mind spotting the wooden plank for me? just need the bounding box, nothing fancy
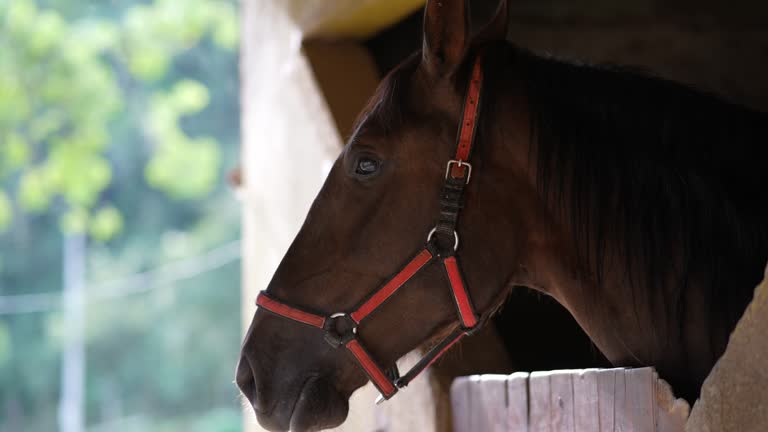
[626,368,654,432]
[613,369,630,432]
[451,368,687,432]
[549,371,575,432]
[573,369,600,432]
[529,371,552,432]
[451,376,473,432]
[597,368,619,431]
[507,372,530,431]
[468,375,510,432]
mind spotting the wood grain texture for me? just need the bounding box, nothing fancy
[573,369,600,432]
[450,375,472,432]
[550,371,576,432]
[471,376,510,432]
[626,368,654,431]
[529,371,553,432]
[452,368,688,432]
[597,368,618,431]
[507,372,530,432]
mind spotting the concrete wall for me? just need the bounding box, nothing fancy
[686,265,768,431]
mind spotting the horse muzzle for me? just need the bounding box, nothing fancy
[236,353,349,432]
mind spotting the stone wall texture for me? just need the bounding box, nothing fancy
[686,265,768,431]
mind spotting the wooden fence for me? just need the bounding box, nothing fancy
[451,368,690,432]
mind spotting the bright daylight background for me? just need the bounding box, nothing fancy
[0,0,243,431]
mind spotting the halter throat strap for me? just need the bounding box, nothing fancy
[255,54,485,402]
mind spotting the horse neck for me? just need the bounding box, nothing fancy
[481,58,726,400]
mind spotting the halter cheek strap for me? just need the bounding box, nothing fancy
[255,54,485,402]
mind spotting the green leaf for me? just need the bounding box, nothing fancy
[2,132,31,171]
[28,110,65,142]
[0,75,31,125]
[60,207,89,234]
[48,147,112,208]
[71,20,119,53]
[145,138,221,199]
[6,0,37,36]
[210,3,239,49]
[18,169,51,212]
[89,206,124,241]
[171,80,210,114]
[0,190,12,232]
[29,10,65,57]
[128,46,170,81]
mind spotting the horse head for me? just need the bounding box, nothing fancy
[235,1,541,430]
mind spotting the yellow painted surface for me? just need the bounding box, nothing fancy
[310,0,425,38]
[281,0,424,39]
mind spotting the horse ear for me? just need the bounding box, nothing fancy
[477,0,509,43]
[422,0,470,76]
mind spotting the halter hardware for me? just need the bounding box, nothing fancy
[445,160,472,183]
[322,313,358,349]
[255,54,485,403]
[427,227,459,252]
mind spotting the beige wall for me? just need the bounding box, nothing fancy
[240,1,340,430]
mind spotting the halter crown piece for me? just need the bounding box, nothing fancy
[255,55,485,403]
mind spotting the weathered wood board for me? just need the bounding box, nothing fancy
[451,368,690,432]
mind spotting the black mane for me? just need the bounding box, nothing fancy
[503,43,768,347]
[357,42,768,358]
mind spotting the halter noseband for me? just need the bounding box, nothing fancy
[255,55,485,403]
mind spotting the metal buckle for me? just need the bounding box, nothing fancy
[427,227,459,252]
[373,366,402,405]
[323,313,358,349]
[445,160,472,183]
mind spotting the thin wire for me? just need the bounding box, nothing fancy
[0,240,242,315]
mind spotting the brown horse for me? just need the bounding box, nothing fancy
[237,0,768,430]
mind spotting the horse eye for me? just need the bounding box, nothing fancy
[355,157,380,176]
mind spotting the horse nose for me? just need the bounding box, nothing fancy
[236,354,257,407]
[237,353,292,431]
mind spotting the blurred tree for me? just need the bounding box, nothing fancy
[0,0,238,239]
[0,0,243,431]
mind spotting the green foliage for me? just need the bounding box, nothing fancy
[0,0,239,240]
[89,206,124,242]
[145,80,221,199]
[0,0,243,431]
[0,190,11,231]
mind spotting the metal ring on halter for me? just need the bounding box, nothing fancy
[323,312,359,349]
[427,227,459,252]
[329,312,358,334]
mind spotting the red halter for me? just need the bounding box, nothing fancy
[256,55,485,402]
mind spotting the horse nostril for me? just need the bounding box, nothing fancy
[235,354,256,403]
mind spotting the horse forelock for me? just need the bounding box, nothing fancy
[348,53,421,143]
